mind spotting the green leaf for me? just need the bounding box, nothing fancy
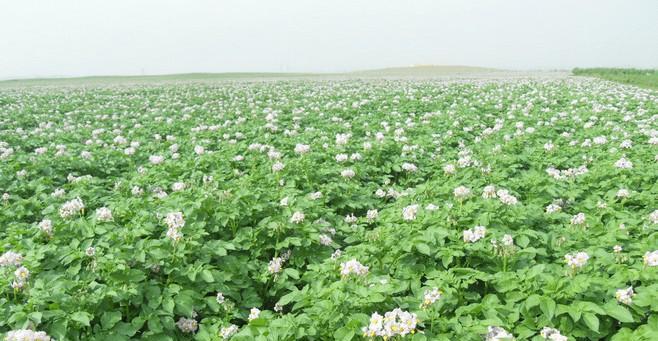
[174,293,194,316]
[50,319,68,340]
[114,322,139,336]
[8,311,27,327]
[279,290,300,306]
[333,327,355,341]
[200,269,214,283]
[147,316,164,333]
[67,262,81,276]
[367,293,385,303]
[28,312,43,325]
[604,302,633,323]
[162,297,175,314]
[540,297,556,320]
[145,286,163,309]
[568,306,582,322]
[284,268,300,280]
[412,333,427,341]
[249,317,268,327]
[101,311,122,330]
[70,311,92,327]
[582,312,599,332]
[416,243,431,256]
[514,325,536,339]
[555,304,570,317]
[525,294,541,309]
[516,235,530,248]
[442,255,453,268]
[578,301,606,315]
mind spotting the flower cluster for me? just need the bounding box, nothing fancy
[420,287,442,308]
[615,286,634,305]
[486,326,515,340]
[12,266,30,290]
[220,324,239,339]
[290,211,305,224]
[248,307,261,321]
[565,251,590,269]
[294,143,310,155]
[614,156,633,169]
[0,251,23,266]
[95,207,113,222]
[491,234,514,257]
[341,168,356,178]
[268,256,284,274]
[570,212,586,226]
[482,185,497,199]
[546,165,588,180]
[38,219,53,235]
[362,308,418,338]
[365,209,379,222]
[453,186,471,200]
[319,234,333,246]
[1,252,30,290]
[649,210,658,224]
[463,226,487,243]
[5,330,52,341]
[643,250,658,266]
[402,204,419,221]
[59,197,85,218]
[164,211,185,242]
[540,327,567,341]
[176,317,198,333]
[496,189,519,206]
[340,259,369,277]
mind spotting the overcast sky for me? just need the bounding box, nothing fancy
[1,0,656,79]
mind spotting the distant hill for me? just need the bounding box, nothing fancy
[350,65,500,77]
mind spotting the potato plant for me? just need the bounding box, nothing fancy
[0,79,657,340]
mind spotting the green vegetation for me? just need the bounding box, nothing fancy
[1,79,657,340]
[573,68,658,90]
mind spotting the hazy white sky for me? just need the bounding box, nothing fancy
[1,0,656,79]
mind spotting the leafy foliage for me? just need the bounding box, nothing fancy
[0,79,657,340]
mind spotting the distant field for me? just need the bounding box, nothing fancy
[0,72,323,88]
[573,68,658,90]
[0,66,521,88]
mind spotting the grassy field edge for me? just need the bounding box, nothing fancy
[573,68,658,90]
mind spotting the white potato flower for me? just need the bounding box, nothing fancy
[486,326,515,341]
[95,207,113,222]
[340,259,369,277]
[0,251,23,267]
[290,211,305,224]
[565,251,589,269]
[220,324,239,339]
[248,307,261,321]
[453,186,471,200]
[644,250,658,266]
[5,330,53,341]
[540,327,566,341]
[402,204,419,221]
[615,286,634,305]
